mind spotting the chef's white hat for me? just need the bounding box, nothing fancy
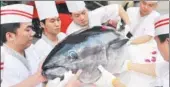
[1,4,33,24]
[155,14,169,36]
[65,1,86,13]
[35,1,59,21]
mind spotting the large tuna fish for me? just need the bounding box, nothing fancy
[42,26,129,83]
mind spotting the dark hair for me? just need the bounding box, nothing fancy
[32,18,43,38]
[41,19,46,24]
[0,23,20,43]
[157,34,169,43]
[56,3,70,14]
[39,19,46,33]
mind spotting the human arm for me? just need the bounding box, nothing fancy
[10,60,47,87]
[11,71,46,87]
[129,35,153,45]
[129,62,156,77]
[123,60,156,77]
[1,58,47,87]
[65,70,82,87]
[118,5,131,25]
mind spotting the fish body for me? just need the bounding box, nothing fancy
[42,26,128,83]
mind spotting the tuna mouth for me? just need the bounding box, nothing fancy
[42,65,69,80]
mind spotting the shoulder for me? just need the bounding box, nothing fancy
[67,22,76,29]
[149,11,160,18]
[66,22,81,35]
[127,7,139,13]
[32,38,53,59]
[33,39,48,52]
[33,39,47,49]
[92,4,119,14]
[156,61,169,77]
[3,54,23,68]
[145,11,160,23]
[127,7,139,12]
[57,32,67,42]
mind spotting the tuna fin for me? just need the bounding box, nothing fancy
[110,39,129,49]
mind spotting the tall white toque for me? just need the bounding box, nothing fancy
[35,1,59,21]
[65,1,86,13]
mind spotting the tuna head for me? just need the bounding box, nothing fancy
[42,26,129,83]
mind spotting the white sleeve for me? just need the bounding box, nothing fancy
[143,22,155,36]
[155,61,169,77]
[92,4,119,23]
[1,49,5,80]
[2,67,24,86]
[144,12,160,37]
[1,55,29,86]
[126,7,132,16]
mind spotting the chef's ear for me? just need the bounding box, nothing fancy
[40,21,45,29]
[6,32,16,41]
[166,38,170,43]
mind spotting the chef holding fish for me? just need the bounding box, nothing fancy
[32,1,85,87]
[0,2,83,87]
[124,14,169,87]
[111,14,169,87]
[65,1,131,38]
[0,4,46,87]
[127,0,160,45]
[125,1,163,87]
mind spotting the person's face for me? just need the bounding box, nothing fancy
[8,22,34,49]
[139,0,157,16]
[155,36,169,61]
[42,16,61,35]
[71,9,89,27]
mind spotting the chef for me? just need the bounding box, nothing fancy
[34,1,67,61]
[65,1,131,38]
[124,14,169,87]
[127,0,160,45]
[1,4,46,87]
[126,1,162,87]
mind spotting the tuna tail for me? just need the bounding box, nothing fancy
[109,39,129,49]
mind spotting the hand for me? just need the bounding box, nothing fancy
[94,65,116,87]
[36,59,47,83]
[65,70,82,87]
[46,78,61,87]
[108,19,118,28]
[46,70,82,87]
[56,71,75,87]
[57,70,82,87]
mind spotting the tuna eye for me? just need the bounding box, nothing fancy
[68,50,78,60]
